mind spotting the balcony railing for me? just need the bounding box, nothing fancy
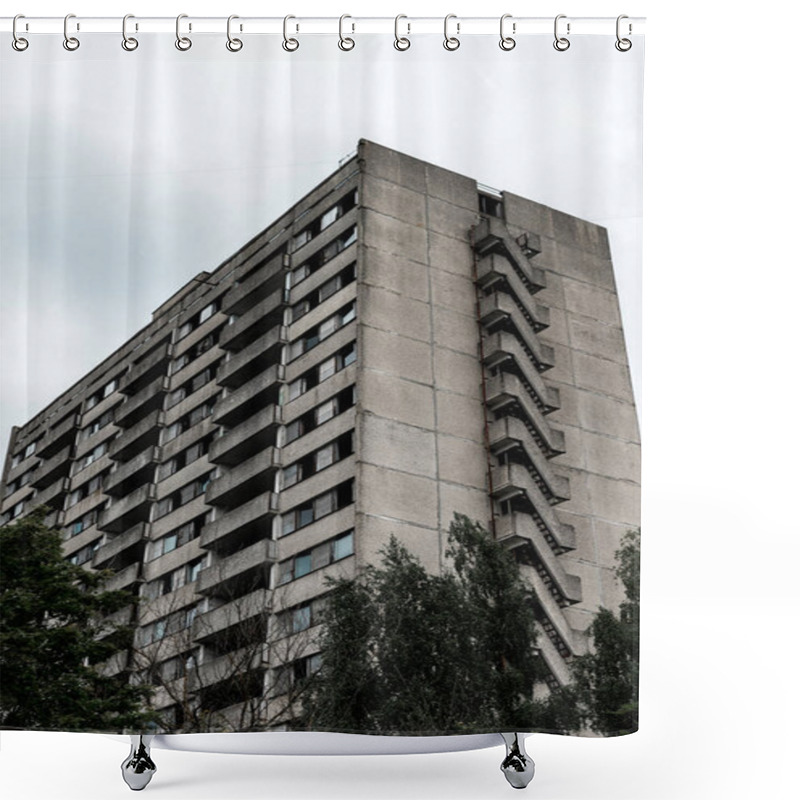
[93,521,149,569]
[494,512,582,606]
[217,327,285,389]
[206,448,281,509]
[115,377,168,427]
[220,287,285,351]
[30,444,72,490]
[209,405,282,467]
[104,445,160,498]
[109,409,164,462]
[37,411,80,459]
[489,416,571,504]
[212,365,283,428]
[193,587,271,643]
[97,483,155,533]
[491,463,576,554]
[34,476,69,513]
[119,341,171,395]
[200,493,277,554]
[224,256,288,317]
[485,372,565,457]
[197,538,277,598]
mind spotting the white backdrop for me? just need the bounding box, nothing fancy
[1,2,799,800]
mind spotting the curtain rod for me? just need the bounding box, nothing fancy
[1,16,646,37]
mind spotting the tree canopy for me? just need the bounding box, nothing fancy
[305,514,549,734]
[0,508,154,731]
[569,528,640,735]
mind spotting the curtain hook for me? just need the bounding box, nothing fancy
[338,14,355,51]
[176,13,192,51]
[226,15,243,52]
[12,14,29,51]
[283,15,299,52]
[615,14,632,51]
[394,14,410,51]
[499,14,516,51]
[122,14,138,51]
[443,14,460,51]
[63,13,80,51]
[553,14,571,51]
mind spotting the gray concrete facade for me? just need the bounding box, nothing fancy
[0,140,640,729]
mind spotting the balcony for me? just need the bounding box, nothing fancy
[93,521,149,570]
[473,216,545,288]
[103,562,143,593]
[34,476,69,513]
[109,409,164,462]
[212,365,283,428]
[483,332,557,408]
[486,372,565,457]
[190,645,267,690]
[480,289,549,334]
[193,588,271,643]
[495,512,581,606]
[30,445,72,490]
[104,446,160,498]
[491,463,576,554]
[120,341,171,395]
[38,411,79,459]
[217,327,285,389]
[115,377,168,427]
[97,483,155,533]
[206,448,281,509]
[210,405,282,467]
[224,256,288,317]
[200,493,277,554]
[219,290,285,353]
[489,416,570,504]
[197,538,277,598]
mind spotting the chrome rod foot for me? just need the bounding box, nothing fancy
[499,732,535,789]
[121,735,157,791]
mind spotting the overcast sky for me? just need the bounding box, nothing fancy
[0,33,643,455]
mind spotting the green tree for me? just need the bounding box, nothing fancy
[570,528,640,735]
[0,508,155,731]
[305,514,548,734]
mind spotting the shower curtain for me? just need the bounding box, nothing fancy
[0,16,643,744]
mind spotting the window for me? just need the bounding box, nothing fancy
[318,357,337,383]
[66,471,108,508]
[278,530,355,585]
[67,538,102,566]
[143,556,208,599]
[166,364,219,410]
[158,436,213,481]
[10,501,25,520]
[153,473,214,520]
[292,263,357,324]
[280,433,352,492]
[280,480,354,537]
[67,508,100,539]
[148,516,209,561]
[282,386,355,447]
[176,300,221,342]
[85,376,120,410]
[282,463,301,488]
[291,226,358,287]
[140,604,203,646]
[74,441,109,473]
[289,190,357,256]
[79,410,114,441]
[172,331,219,375]
[287,302,356,362]
[478,192,504,218]
[162,396,219,443]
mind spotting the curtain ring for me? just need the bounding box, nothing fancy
[443,14,460,51]
[12,15,29,51]
[176,14,192,51]
[615,15,632,51]
[283,15,299,51]
[122,14,138,51]
[63,13,80,51]
[394,15,410,51]
[338,14,355,51]
[226,15,243,52]
[499,14,515,51]
[553,14,570,51]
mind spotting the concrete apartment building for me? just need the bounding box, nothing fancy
[0,140,640,730]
